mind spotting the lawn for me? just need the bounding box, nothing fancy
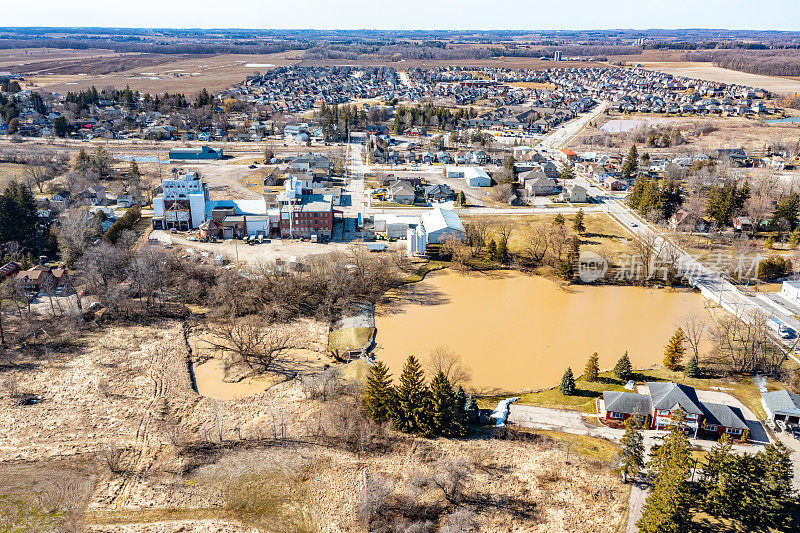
[401,260,447,284]
[0,162,26,188]
[478,372,628,414]
[463,212,635,265]
[327,326,374,354]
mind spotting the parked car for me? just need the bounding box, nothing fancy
[792,425,800,439]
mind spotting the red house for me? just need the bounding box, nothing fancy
[602,382,749,441]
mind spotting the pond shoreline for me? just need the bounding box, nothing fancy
[374,268,712,393]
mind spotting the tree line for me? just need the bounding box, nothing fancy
[364,356,478,438]
[626,422,797,532]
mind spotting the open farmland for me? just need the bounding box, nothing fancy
[30,51,301,94]
[640,61,800,96]
[0,48,121,70]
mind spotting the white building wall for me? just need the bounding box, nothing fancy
[189,192,207,229]
[153,197,165,218]
[781,282,800,305]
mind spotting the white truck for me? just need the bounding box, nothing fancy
[768,317,795,339]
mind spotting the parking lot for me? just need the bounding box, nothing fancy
[149,229,370,265]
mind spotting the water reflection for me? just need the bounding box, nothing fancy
[375,270,711,394]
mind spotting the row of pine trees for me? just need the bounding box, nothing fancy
[613,420,797,532]
[558,327,702,396]
[364,356,478,438]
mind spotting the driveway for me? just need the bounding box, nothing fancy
[774,431,800,492]
[507,404,621,440]
[625,477,649,533]
[694,388,770,445]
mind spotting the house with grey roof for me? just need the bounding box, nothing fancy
[600,381,750,441]
[762,389,800,425]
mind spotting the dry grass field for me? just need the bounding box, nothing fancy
[573,113,800,153]
[640,62,800,96]
[28,51,300,94]
[0,318,629,532]
[0,162,26,188]
[0,48,121,70]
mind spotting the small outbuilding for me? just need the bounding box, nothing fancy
[762,389,800,425]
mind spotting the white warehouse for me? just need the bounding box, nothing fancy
[445,166,492,187]
[422,207,465,244]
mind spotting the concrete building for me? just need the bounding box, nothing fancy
[168,145,223,161]
[780,281,800,306]
[445,166,491,187]
[152,172,209,230]
[373,213,421,239]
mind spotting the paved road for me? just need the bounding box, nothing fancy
[626,479,649,533]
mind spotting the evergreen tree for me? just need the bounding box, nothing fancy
[756,442,795,528]
[559,367,576,396]
[429,371,457,437]
[621,144,639,180]
[700,434,735,517]
[53,116,69,137]
[774,193,800,228]
[614,418,645,482]
[558,162,575,180]
[463,393,479,426]
[497,237,509,264]
[584,352,599,382]
[614,351,633,381]
[453,385,471,436]
[705,181,749,227]
[685,353,700,378]
[486,238,497,261]
[637,425,692,533]
[393,355,430,435]
[663,327,686,371]
[75,148,92,172]
[789,228,800,248]
[128,160,141,180]
[364,361,394,424]
[553,213,565,227]
[0,182,38,249]
[573,208,585,234]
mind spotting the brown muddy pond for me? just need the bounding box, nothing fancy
[375,270,712,394]
[192,359,273,400]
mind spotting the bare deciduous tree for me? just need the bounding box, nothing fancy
[520,220,550,263]
[629,231,662,283]
[206,316,295,372]
[681,312,707,361]
[425,345,472,386]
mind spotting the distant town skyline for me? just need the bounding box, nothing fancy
[5,0,800,31]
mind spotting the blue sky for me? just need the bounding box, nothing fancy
[7,0,800,30]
